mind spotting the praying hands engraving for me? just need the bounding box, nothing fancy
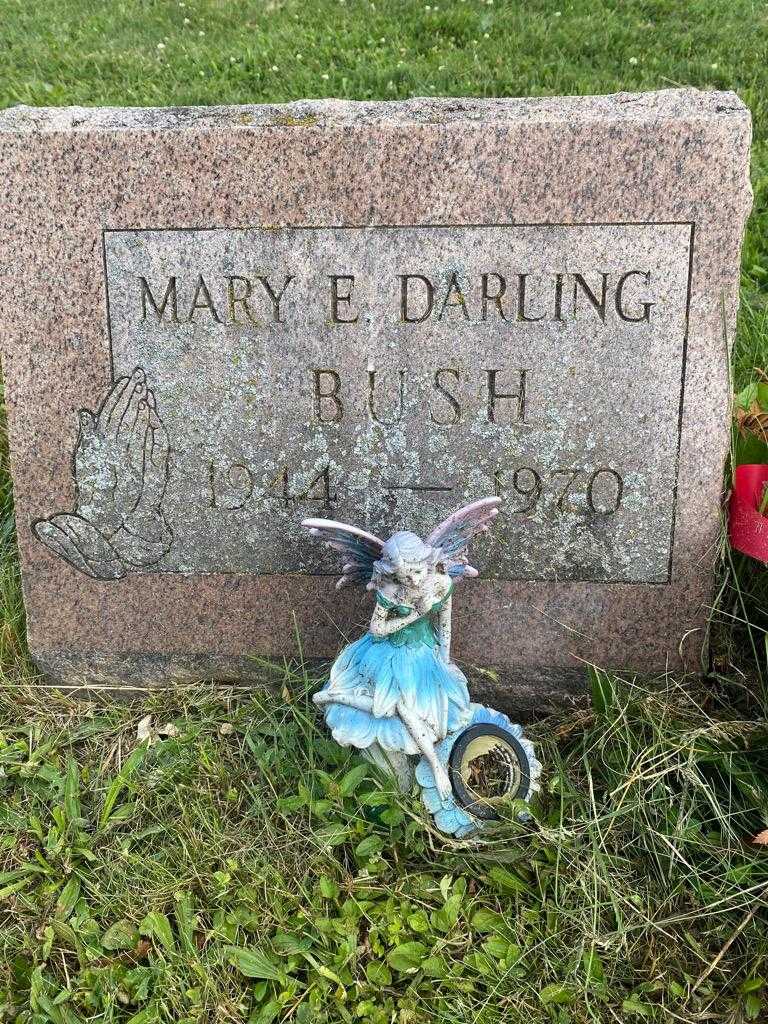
[34,368,173,579]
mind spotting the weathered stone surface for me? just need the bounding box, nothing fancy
[0,91,753,711]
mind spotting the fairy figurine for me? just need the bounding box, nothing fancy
[303,498,541,837]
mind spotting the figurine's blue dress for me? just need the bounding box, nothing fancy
[319,585,472,754]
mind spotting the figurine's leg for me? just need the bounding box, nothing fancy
[396,701,452,800]
[313,691,373,713]
[313,692,414,788]
[363,743,414,792]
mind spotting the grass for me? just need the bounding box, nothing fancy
[0,675,766,1023]
[0,1,767,1021]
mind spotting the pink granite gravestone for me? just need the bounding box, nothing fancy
[0,91,752,710]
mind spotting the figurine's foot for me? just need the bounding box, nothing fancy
[433,763,453,801]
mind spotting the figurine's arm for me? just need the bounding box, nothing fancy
[314,690,373,712]
[437,594,452,662]
[369,602,419,637]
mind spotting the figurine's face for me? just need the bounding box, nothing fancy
[395,560,428,588]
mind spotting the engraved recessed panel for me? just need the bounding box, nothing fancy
[94,224,692,583]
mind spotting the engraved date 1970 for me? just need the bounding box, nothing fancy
[494,465,624,516]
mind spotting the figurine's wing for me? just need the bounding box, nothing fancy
[301,518,385,589]
[425,496,502,579]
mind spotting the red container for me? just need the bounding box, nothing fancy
[729,464,768,563]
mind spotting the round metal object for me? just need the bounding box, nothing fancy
[448,723,532,820]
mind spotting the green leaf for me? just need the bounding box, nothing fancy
[420,956,446,978]
[590,666,617,716]
[361,790,391,808]
[318,877,339,900]
[355,835,384,859]
[276,794,307,813]
[431,892,462,932]
[667,979,685,999]
[734,381,768,413]
[251,1000,281,1024]
[99,745,147,829]
[741,977,766,994]
[273,931,313,955]
[102,919,139,951]
[0,866,43,884]
[734,430,768,466]
[622,996,654,1017]
[310,799,333,817]
[734,381,759,411]
[365,961,393,986]
[539,983,576,1006]
[174,891,197,955]
[140,910,176,953]
[407,910,430,933]
[488,866,528,894]
[315,823,349,848]
[63,758,81,825]
[471,950,496,977]
[338,763,370,796]
[225,945,285,982]
[482,936,516,960]
[315,963,344,987]
[471,908,505,933]
[252,982,269,1003]
[126,1008,160,1024]
[49,920,79,950]
[0,878,32,900]
[745,992,763,1020]
[378,806,404,826]
[107,802,139,824]
[55,877,81,920]
[582,948,605,985]
[387,941,428,973]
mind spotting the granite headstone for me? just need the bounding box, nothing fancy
[0,91,753,710]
